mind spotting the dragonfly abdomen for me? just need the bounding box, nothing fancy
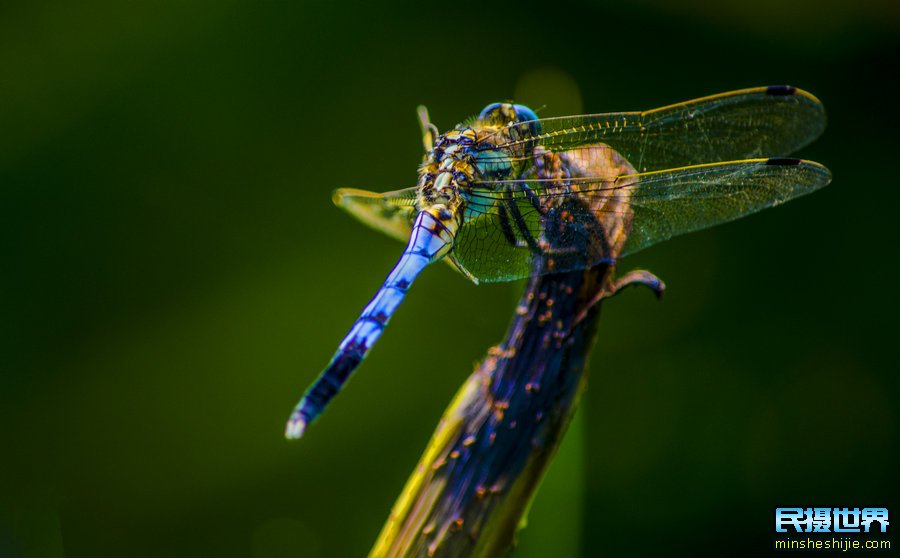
[286,211,455,438]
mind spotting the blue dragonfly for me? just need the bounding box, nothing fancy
[285,86,830,438]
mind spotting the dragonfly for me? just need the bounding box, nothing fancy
[285,85,831,439]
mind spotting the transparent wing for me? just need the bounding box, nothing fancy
[334,187,481,280]
[478,87,826,172]
[451,158,832,283]
[333,187,418,243]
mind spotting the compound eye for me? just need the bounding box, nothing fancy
[477,103,541,136]
[477,103,505,122]
[512,104,538,123]
[512,104,541,136]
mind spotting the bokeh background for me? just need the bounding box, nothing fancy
[2,1,898,556]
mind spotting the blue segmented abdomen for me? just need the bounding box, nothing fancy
[285,211,453,438]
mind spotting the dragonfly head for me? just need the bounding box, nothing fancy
[477,102,542,137]
[473,103,543,175]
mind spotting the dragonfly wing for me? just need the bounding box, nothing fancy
[621,158,831,255]
[334,187,478,280]
[454,158,831,283]
[333,187,418,243]
[482,86,826,172]
[451,181,619,283]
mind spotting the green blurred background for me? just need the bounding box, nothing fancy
[2,1,898,556]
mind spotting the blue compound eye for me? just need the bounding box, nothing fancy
[477,103,541,136]
[477,103,505,122]
[512,104,541,136]
[512,104,538,123]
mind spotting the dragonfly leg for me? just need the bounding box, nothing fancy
[522,184,546,215]
[497,200,543,250]
[496,203,519,247]
[504,197,543,254]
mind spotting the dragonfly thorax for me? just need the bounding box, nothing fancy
[416,128,482,215]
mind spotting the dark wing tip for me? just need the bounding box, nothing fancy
[766,85,798,96]
[766,157,803,166]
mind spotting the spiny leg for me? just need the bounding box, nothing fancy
[504,196,543,254]
[496,203,519,248]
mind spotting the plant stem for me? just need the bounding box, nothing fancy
[370,263,616,557]
[369,148,663,558]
